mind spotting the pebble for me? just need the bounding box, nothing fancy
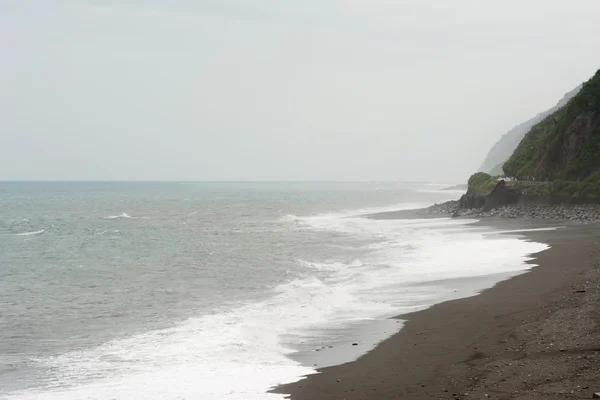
[419,201,600,222]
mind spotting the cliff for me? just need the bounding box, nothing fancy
[478,85,581,174]
[458,68,600,211]
[459,174,521,211]
[504,69,600,181]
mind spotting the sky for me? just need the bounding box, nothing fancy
[2,0,600,182]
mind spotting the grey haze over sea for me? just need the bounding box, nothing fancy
[0,182,547,400]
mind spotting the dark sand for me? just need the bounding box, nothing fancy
[274,219,600,399]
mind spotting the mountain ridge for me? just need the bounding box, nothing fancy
[504,69,600,181]
[478,85,582,174]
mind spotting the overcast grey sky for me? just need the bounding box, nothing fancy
[2,0,600,181]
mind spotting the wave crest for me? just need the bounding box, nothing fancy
[15,229,45,236]
[104,213,137,220]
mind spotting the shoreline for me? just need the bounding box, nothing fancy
[379,199,600,222]
[273,218,600,399]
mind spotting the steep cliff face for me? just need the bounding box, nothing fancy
[459,180,521,210]
[478,85,581,174]
[504,69,600,181]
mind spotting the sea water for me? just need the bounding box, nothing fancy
[0,182,548,399]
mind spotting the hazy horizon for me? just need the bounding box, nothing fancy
[2,1,600,182]
[0,179,463,184]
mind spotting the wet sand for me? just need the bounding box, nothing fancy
[274,219,600,399]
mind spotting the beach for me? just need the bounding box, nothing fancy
[275,219,600,399]
[4,183,599,399]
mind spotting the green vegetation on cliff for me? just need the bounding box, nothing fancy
[467,172,497,194]
[503,69,600,181]
[467,172,600,202]
[514,173,600,200]
[478,85,581,174]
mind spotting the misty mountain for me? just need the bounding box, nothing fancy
[504,68,600,181]
[479,84,582,174]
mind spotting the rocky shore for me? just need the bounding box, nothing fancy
[415,200,460,218]
[420,201,600,222]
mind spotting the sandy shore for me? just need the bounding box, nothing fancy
[274,219,600,399]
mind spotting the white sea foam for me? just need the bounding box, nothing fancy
[284,209,548,312]
[8,277,359,400]
[8,205,549,400]
[490,227,562,234]
[104,213,137,220]
[279,202,428,225]
[10,267,398,400]
[15,229,45,236]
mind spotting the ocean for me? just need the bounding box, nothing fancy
[0,182,547,400]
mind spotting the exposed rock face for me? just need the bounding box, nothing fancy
[458,180,519,211]
[483,180,521,211]
[458,192,486,209]
[421,179,600,221]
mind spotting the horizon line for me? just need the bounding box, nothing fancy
[0,179,463,184]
